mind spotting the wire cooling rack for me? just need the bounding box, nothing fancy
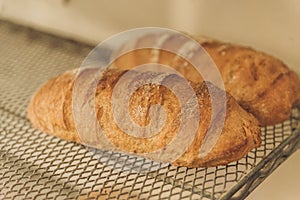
[1,20,300,200]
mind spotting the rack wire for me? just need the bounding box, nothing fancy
[0,20,300,200]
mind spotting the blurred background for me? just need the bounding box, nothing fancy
[0,0,299,199]
[0,0,300,74]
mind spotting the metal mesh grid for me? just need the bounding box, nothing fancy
[0,20,300,200]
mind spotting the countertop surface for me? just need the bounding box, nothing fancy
[247,150,300,200]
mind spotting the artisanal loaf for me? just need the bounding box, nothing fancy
[112,34,300,125]
[28,68,261,167]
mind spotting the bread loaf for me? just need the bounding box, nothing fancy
[112,34,300,125]
[28,68,261,167]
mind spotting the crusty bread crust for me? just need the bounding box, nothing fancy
[201,41,300,125]
[112,36,300,125]
[28,68,261,167]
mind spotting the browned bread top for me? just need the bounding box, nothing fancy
[28,68,261,167]
[201,41,300,125]
[112,35,300,125]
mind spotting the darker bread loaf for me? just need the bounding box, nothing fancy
[112,34,300,125]
[200,40,300,126]
[28,68,261,167]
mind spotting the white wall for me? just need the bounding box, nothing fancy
[0,0,299,74]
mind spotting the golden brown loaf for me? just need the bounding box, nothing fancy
[28,68,261,167]
[113,35,300,125]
